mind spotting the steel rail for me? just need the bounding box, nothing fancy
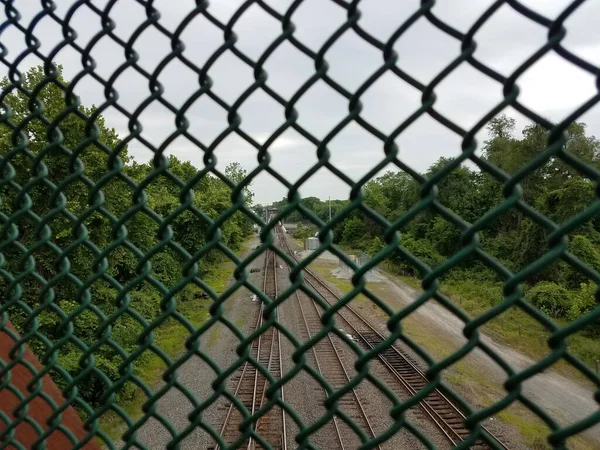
[218,249,287,450]
[276,227,509,450]
[276,232,380,450]
[216,297,264,449]
[249,249,288,450]
[275,232,346,448]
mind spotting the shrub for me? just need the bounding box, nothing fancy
[394,235,444,276]
[569,282,599,337]
[445,261,500,283]
[444,279,503,308]
[427,216,462,255]
[341,216,369,246]
[568,235,600,286]
[482,230,523,273]
[129,286,162,320]
[570,282,598,319]
[526,282,573,319]
[368,237,385,256]
[293,223,315,241]
[55,344,136,406]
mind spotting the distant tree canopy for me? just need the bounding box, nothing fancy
[0,65,254,405]
[262,115,600,332]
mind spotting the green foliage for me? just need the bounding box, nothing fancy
[341,216,369,246]
[396,235,444,276]
[571,282,598,319]
[543,178,595,224]
[570,283,599,337]
[570,235,600,273]
[368,237,385,256]
[481,230,524,272]
[0,66,253,408]
[226,161,255,206]
[363,180,389,217]
[444,278,504,308]
[445,261,500,284]
[292,223,314,240]
[426,217,462,256]
[526,282,573,318]
[267,196,348,228]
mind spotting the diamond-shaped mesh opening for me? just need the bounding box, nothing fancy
[2,1,600,449]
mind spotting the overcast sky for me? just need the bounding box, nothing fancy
[2,0,600,204]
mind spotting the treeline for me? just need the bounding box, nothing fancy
[264,116,600,333]
[0,66,254,405]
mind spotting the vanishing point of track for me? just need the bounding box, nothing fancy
[275,230,380,450]
[275,225,509,450]
[218,225,509,449]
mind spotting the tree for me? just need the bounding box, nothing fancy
[364,180,389,217]
[487,114,516,139]
[225,161,254,205]
[0,65,256,407]
[341,216,370,246]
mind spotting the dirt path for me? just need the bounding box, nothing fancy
[319,256,600,447]
[380,272,599,439]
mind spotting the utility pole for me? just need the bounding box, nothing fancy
[328,196,331,222]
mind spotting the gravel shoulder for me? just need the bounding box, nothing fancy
[305,250,599,448]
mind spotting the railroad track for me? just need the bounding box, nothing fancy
[276,231,380,449]
[217,249,287,450]
[275,226,508,450]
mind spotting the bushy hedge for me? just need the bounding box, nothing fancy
[526,282,573,319]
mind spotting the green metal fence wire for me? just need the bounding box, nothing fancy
[0,0,599,449]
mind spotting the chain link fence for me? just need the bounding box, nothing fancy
[1,0,600,449]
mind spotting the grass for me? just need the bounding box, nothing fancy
[98,243,247,442]
[99,299,211,442]
[393,273,599,381]
[402,315,596,449]
[396,275,599,449]
[495,405,596,450]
